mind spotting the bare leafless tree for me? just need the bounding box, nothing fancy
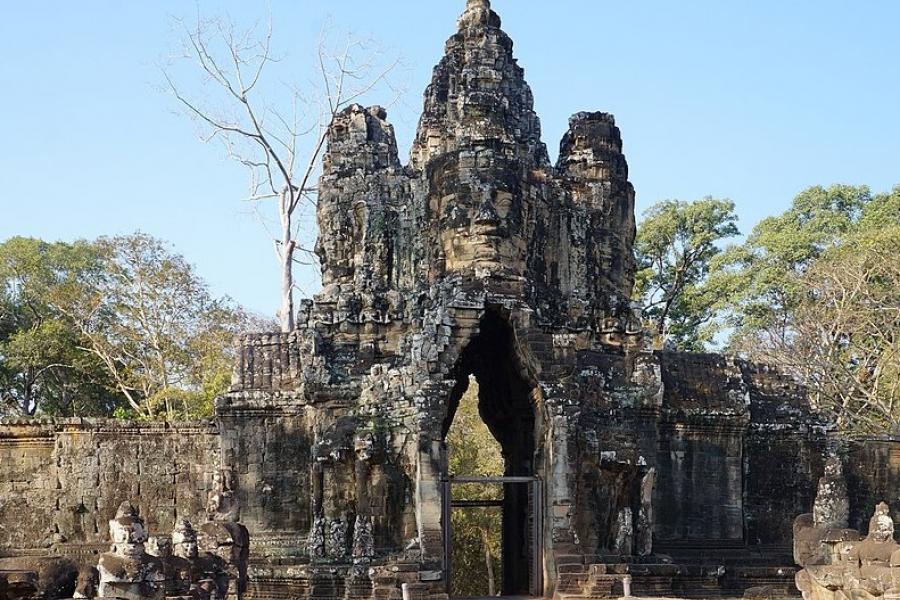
[743,228,900,434]
[164,13,401,331]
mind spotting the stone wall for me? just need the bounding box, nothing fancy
[743,362,827,548]
[0,419,219,557]
[2,3,899,599]
[654,353,748,544]
[844,438,900,530]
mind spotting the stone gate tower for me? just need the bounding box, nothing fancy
[215,1,893,598]
[222,1,645,595]
[3,2,900,597]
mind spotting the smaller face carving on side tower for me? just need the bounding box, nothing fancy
[428,155,528,279]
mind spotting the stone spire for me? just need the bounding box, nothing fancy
[313,0,638,325]
[410,0,549,169]
[459,0,495,29]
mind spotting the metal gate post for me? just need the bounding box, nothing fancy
[532,478,543,597]
[441,479,452,593]
[444,476,543,597]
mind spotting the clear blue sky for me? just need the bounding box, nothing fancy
[2,1,899,318]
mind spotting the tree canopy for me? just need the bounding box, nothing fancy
[634,183,900,433]
[0,234,267,419]
[710,185,877,348]
[633,197,739,351]
[0,237,118,416]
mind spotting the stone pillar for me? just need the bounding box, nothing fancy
[416,438,445,564]
[813,455,849,530]
[636,468,657,557]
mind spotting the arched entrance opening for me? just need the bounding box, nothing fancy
[442,309,541,597]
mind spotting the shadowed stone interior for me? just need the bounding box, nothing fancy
[443,309,537,595]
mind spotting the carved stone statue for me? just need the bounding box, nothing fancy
[352,431,377,564]
[844,503,896,598]
[198,521,245,600]
[203,470,250,599]
[97,502,165,600]
[814,456,850,530]
[72,565,99,599]
[206,468,239,523]
[636,467,657,557]
[613,507,634,556]
[166,518,202,597]
[795,502,900,600]
[308,417,358,562]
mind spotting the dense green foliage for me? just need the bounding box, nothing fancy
[711,185,900,433]
[635,184,900,433]
[711,185,884,347]
[0,234,267,419]
[0,238,121,416]
[446,378,504,597]
[633,197,740,350]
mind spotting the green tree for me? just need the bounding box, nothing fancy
[446,377,504,597]
[712,185,871,350]
[0,237,120,416]
[1,234,265,419]
[746,226,900,433]
[54,233,262,420]
[634,197,739,351]
[857,185,900,232]
[708,183,900,433]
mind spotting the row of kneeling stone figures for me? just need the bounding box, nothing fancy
[82,501,249,600]
[794,459,900,600]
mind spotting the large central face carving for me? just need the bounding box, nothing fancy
[428,154,529,278]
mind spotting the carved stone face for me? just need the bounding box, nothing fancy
[429,157,527,278]
[354,432,375,463]
[870,503,894,543]
[146,535,172,560]
[109,503,147,551]
[172,519,199,560]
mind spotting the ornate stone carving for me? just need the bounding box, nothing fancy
[613,507,634,556]
[97,502,165,600]
[636,467,657,557]
[814,455,850,530]
[203,470,250,599]
[795,502,900,600]
[72,566,99,599]
[4,2,894,600]
[207,468,240,523]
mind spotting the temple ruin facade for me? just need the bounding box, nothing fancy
[2,1,900,599]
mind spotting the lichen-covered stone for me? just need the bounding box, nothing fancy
[97,502,165,600]
[794,502,900,600]
[2,2,900,600]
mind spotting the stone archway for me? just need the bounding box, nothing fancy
[441,308,542,596]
